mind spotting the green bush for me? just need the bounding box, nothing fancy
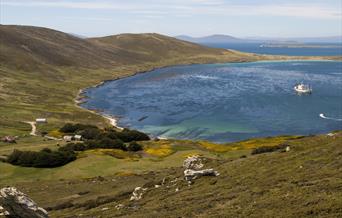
[7,149,76,168]
[127,141,143,151]
[79,128,102,139]
[86,138,126,150]
[60,123,98,133]
[58,123,149,153]
[115,129,150,142]
[58,143,86,152]
[251,144,288,155]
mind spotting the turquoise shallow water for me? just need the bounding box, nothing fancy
[82,61,342,142]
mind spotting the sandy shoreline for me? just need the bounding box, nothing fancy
[101,114,124,130]
[74,88,124,130]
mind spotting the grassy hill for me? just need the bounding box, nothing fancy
[0,25,265,136]
[0,132,341,217]
[88,33,226,63]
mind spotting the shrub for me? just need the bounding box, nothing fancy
[60,123,98,133]
[7,149,76,168]
[58,143,86,152]
[127,141,143,151]
[85,138,125,150]
[115,129,150,142]
[102,131,119,140]
[60,123,78,133]
[251,144,288,155]
[79,128,102,140]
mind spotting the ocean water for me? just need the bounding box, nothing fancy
[202,43,342,56]
[82,61,342,142]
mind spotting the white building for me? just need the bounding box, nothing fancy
[63,136,73,142]
[35,118,47,123]
[74,135,82,141]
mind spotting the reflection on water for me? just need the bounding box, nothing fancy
[83,61,342,142]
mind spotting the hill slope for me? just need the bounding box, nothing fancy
[0,25,226,71]
[88,33,225,63]
[0,25,243,135]
[1,132,340,217]
[0,25,118,70]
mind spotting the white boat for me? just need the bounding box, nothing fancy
[294,82,312,94]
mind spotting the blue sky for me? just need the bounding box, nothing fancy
[1,0,341,37]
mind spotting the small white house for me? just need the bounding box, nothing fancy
[74,135,82,141]
[63,136,73,142]
[35,118,47,123]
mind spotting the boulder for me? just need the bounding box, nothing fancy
[0,187,48,218]
[183,155,204,170]
[130,187,147,201]
[183,156,219,183]
[184,169,220,181]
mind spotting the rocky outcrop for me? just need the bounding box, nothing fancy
[0,187,48,218]
[183,156,219,183]
[130,187,147,201]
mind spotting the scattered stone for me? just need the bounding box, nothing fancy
[101,207,109,211]
[0,205,9,216]
[175,187,179,192]
[154,185,161,188]
[183,155,204,170]
[115,204,124,210]
[285,146,291,152]
[0,187,48,218]
[130,187,147,201]
[184,169,220,182]
[183,156,219,183]
[1,136,17,143]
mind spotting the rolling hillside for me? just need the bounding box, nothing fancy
[88,33,225,63]
[0,25,226,71]
[1,132,341,217]
[0,25,251,135]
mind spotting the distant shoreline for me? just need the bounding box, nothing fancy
[260,44,342,49]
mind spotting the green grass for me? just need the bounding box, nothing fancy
[0,134,308,185]
[0,132,340,217]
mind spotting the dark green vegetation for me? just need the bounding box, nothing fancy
[5,123,148,167]
[59,123,148,150]
[251,143,289,155]
[6,148,76,168]
[0,132,340,217]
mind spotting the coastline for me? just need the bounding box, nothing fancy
[74,56,341,131]
[74,88,124,130]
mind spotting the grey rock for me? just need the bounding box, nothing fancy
[183,156,219,182]
[0,187,48,218]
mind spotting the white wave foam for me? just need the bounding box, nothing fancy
[193,75,219,80]
[319,113,342,121]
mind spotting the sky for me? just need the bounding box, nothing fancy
[0,0,341,37]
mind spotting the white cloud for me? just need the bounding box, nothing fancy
[2,0,341,20]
